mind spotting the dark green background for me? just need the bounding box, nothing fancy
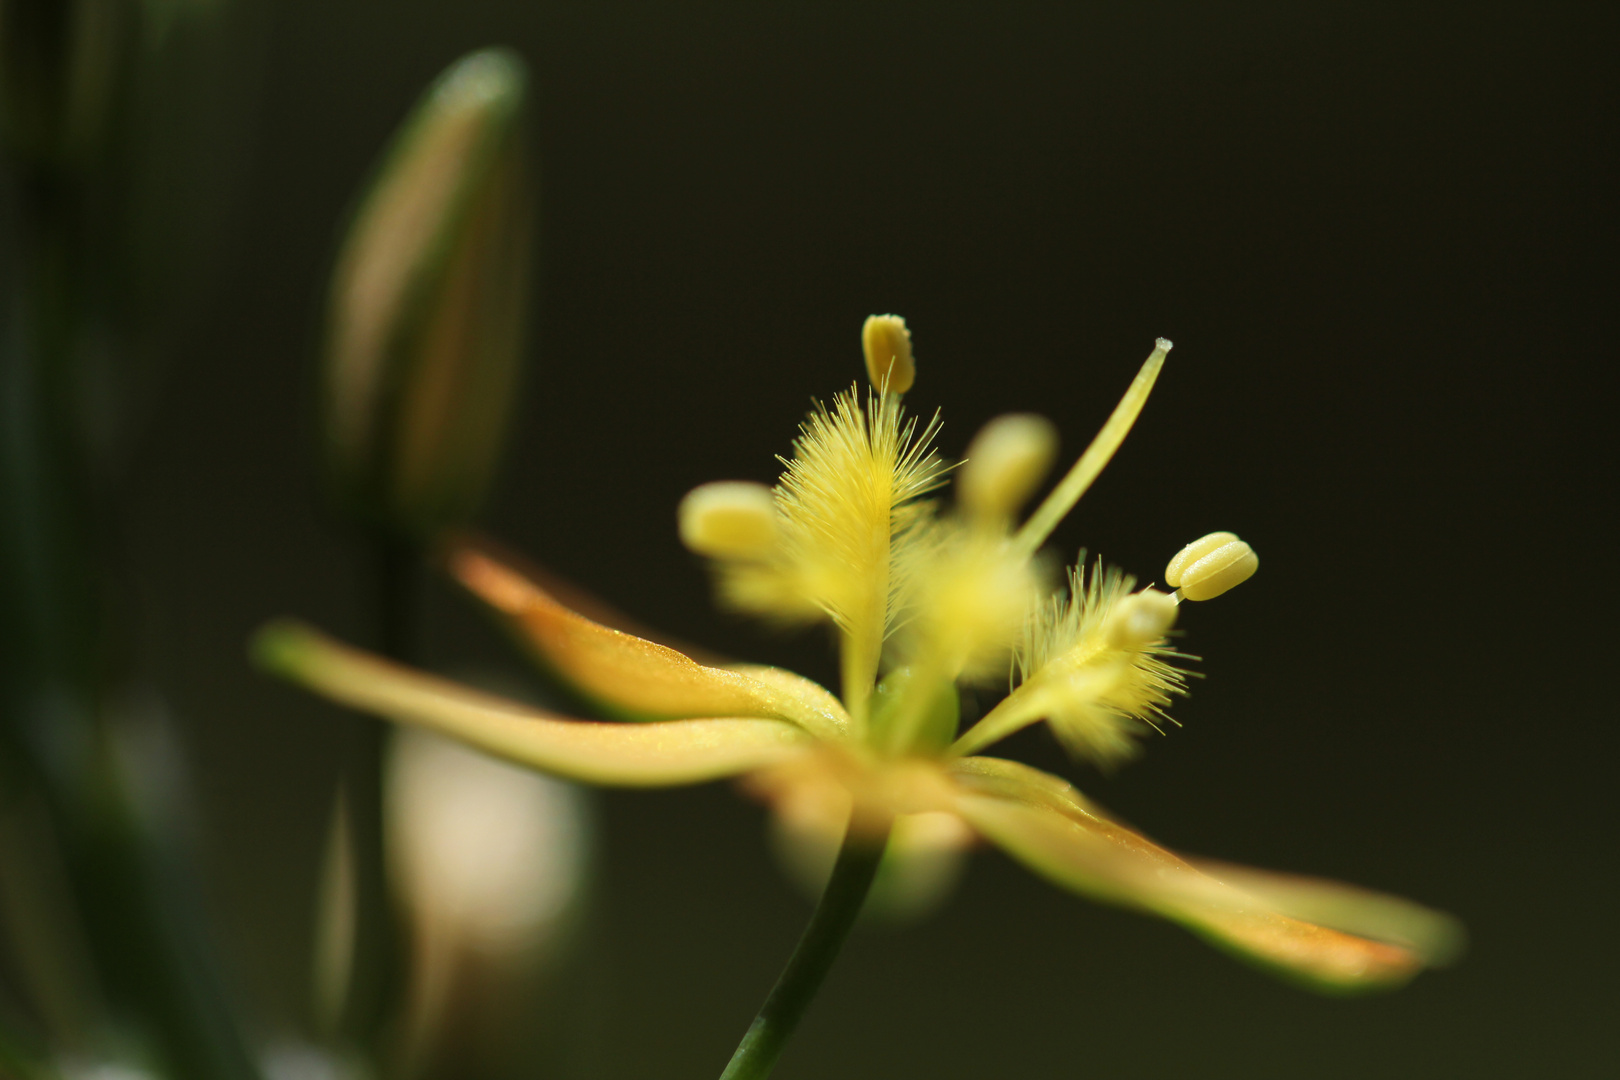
[120,3,1610,1077]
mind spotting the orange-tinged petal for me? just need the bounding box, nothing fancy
[1177,858,1465,969]
[449,543,849,740]
[255,621,812,786]
[950,759,1458,992]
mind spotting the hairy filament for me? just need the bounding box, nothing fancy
[948,562,1189,762]
[709,387,946,727]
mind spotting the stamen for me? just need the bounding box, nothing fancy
[1165,532,1258,601]
[699,380,946,731]
[862,314,916,393]
[1011,339,1170,558]
[947,565,1189,762]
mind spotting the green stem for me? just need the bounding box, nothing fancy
[0,1025,61,1080]
[719,819,892,1080]
[369,531,422,665]
[334,531,419,1057]
[2,162,260,1080]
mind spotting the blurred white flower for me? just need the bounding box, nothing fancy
[385,724,591,1075]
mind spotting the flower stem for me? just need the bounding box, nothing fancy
[719,819,892,1080]
[1,163,260,1080]
[335,531,420,1054]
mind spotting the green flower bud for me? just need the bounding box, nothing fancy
[321,48,532,539]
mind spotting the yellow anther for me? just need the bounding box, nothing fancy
[1107,589,1179,649]
[958,413,1058,522]
[678,481,780,559]
[862,314,916,393]
[1165,532,1258,601]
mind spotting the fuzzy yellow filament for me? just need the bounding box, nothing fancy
[795,391,940,729]
[948,567,1186,762]
[689,387,944,733]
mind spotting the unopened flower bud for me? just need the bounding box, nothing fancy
[321,48,532,539]
[1108,589,1179,648]
[959,413,1058,522]
[1165,532,1258,601]
[678,481,779,558]
[862,314,915,393]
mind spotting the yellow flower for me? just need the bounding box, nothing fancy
[257,320,1460,993]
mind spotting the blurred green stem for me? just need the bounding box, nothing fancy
[718,819,892,1080]
[369,532,422,665]
[1,163,258,1079]
[0,1025,61,1080]
[334,531,419,1060]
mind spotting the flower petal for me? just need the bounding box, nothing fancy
[1175,858,1465,969]
[949,755,1110,818]
[950,757,1459,992]
[449,542,849,740]
[255,621,812,786]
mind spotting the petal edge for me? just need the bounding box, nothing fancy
[256,621,812,786]
[951,777,1456,992]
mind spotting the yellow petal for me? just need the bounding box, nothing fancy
[949,755,1108,818]
[449,543,849,740]
[950,758,1457,992]
[731,664,851,733]
[255,622,813,786]
[1177,858,1465,969]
